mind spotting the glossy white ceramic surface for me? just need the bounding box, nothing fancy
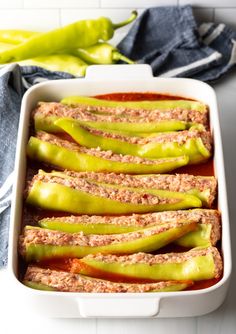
[7,65,231,318]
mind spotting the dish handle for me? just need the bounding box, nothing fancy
[78,297,160,318]
[85,64,153,80]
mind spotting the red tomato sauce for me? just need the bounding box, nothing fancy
[96,92,195,101]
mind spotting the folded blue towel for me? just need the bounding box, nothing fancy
[118,5,236,81]
[0,5,236,267]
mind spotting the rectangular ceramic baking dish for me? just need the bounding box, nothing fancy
[8,64,231,318]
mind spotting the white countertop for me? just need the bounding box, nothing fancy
[1,69,236,334]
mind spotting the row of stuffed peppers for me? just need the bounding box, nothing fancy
[28,97,212,174]
[20,94,220,293]
[20,209,222,292]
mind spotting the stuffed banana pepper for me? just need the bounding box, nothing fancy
[27,132,189,174]
[71,246,223,281]
[54,120,212,164]
[33,100,208,133]
[38,209,221,248]
[24,170,218,214]
[24,266,193,293]
[19,221,197,262]
[49,170,216,207]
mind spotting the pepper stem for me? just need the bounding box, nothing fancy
[112,10,138,30]
[112,51,135,64]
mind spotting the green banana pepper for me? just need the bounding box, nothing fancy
[55,119,211,163]
[61,95,207,113]
[34,111,189,134]
[72,42,134,64]
[0,41,15,52]
[23,280,55,291]
[23,279,192,293]
[26,171,202,214]
[43,170,216,208]
[27,134,189,174]
[18,54,88,76]
[38,212,217,248]
[175,224,212,247]
[23,267,193,292]
[0,29,38,44]
[0,31,134,65]
[38,218,212,248]
[38,216,140,234]
[73,247,222,281]
[0,11,137,63]
[20,221,196,262]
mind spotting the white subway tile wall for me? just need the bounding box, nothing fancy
[0,9,60,31]
[179,0,236,7]
[23,0,100,9]
[215,9,236,29]
[0,0,23,8]
[100,0,178,8]
[0,1,234,38]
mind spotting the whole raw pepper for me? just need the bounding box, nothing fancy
[0,42,15,52]
[19,221,197,262]
[55,119,211,163]
[0,29,38,44]
[0,39,88,76]
[18,54,88,76]
[0,30,134,66]
[27,133,189,174]
[23,266,193,293]
[26,170,202,214]
[0,11,137,63]
[71,246,222,281]
[72,42,134,64]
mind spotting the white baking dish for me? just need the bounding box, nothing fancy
[8,64,231,318]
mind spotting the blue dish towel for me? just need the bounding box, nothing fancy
[118,5,236,81]
[0,5,236,267]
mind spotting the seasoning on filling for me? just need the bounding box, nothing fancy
[24,266,193,293]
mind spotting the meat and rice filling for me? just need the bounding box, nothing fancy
[27,172,183,206]
[33,102,208,126]
[24,266,191,293]
[36,131,185,166]
[58,171,217,207]
[81,126,212,152]
[19,220,193,255]
[80,246,223,278]
[41,209,221,245]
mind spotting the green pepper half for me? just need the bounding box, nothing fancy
[33,108,189,134]
[23,266,193,292]
[26,171,202,214]
[73,247,222,281]
[27,133,189,174]
[38,209,220,247]
[19,221,196,262]
[55,119,211,164]
[61,96,207,113]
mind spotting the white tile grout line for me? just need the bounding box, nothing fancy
[59,8,62,27]
[213,8,216,22]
